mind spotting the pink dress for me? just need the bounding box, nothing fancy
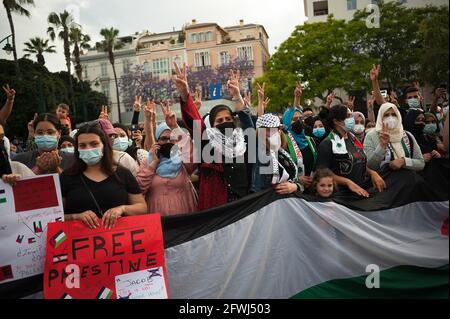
[136,130,198,217]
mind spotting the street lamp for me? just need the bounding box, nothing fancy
[0,35,13,55]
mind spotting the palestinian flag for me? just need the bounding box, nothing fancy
[96,287,113,299]
[52,254,68,265]
[1,160,449,299]
[162,160,449,299]
[49,230,66,249]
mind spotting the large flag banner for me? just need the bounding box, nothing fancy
[0,175,64,285]
[44,214,168,299]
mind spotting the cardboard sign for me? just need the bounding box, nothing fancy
[44,214,168,299]
[0,175,64,284]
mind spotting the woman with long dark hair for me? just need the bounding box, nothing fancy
[60,122,147,229]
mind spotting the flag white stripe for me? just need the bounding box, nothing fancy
[165,200,449,299]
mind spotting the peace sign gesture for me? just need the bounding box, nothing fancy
[227,69,241,98]
[347,96,356,111]
[379,122,390,148]
[326,92,336,108]
[370,64,381,81]
[143,98,156,123]
[161,100,177,129]
[2,84,16,100]
[172,62,189,102]
[262,97,271,111]
[133,96,143,112]
[99,105,109,120]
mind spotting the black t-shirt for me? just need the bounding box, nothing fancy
[60,166,141,217]
[317,134,369,188]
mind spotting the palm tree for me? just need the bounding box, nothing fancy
[3,0,35,78]
[97,27,124,123]
[23,37,56,66]
[47,10,76,111]
[70,27,91,81]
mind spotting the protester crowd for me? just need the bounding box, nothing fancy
[0,62,448,228]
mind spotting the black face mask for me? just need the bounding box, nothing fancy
[215,121,236,135]
[158,143,177,159]
[291,120,304,134]
[412,123,425,134]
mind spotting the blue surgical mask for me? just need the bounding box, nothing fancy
[313,127,326,138]
[113,137,131,152]
[407,98,420,109]
[60,147,75,154]
[344,118,355,132]
[423,124,437,135]
[35,135,58,151]
[79,148,103,166]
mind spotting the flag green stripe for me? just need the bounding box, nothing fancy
[292,265,449,299]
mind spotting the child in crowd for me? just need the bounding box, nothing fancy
[312,168,337,199]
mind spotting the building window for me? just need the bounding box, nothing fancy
[173,56,183,70]
[191,33,198,43]
[219,51,230,66]
[101,83,110,99]
[143,61,151,74]
[347,0,357,10]
[237,46,253,61]
[123,59,130,74]
[152,58,170,75]
[313,1,329,16]
[101,62,108,77]
[195,51,211,67]
[206,31,213,41]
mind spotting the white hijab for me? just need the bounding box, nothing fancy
[375,103,405,159]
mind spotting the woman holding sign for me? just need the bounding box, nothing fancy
[60,122,147,229]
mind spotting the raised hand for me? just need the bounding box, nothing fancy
[379,122,390,148]
[326,92,336,107]
[28,113,38,137]
[346,96,356,111]
[99,105,109,120]
[370,64,381,81]
[243,91,252,107]
[367,95,375,110]
[262,97,271,111]
[161,100,177,129]
[2,84,16,100]
[194,91,202,110]
[143,99,156,123]
[227,69,241,98]
[294,81,302,98]
[133,96,143,112]
[172,62,189,101]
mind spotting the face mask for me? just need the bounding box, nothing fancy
[436,113,442,121]
[353,124,365,134]
[79,148,103,166]
[215,121,235,136]
[113,137,130,152]
[60,147,75,154]
[407,98,420,109]
[344,118,355,132]
[423,124,437,135]
[443,107,449,117]
[35,135,58,151]
[268,134,281,151]
[291,120,304,134]
[158,143,178,159]
[383,116,398,130]
[313,127,326,138]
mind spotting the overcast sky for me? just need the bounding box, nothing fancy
[0,0,307,72]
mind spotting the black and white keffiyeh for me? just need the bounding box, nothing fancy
[206,127,247,159]
[256,113,281,129]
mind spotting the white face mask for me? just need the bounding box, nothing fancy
[353,124,365,134]
[268,134,281,151]
[443,106,449,117]
[383,115,398,130]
